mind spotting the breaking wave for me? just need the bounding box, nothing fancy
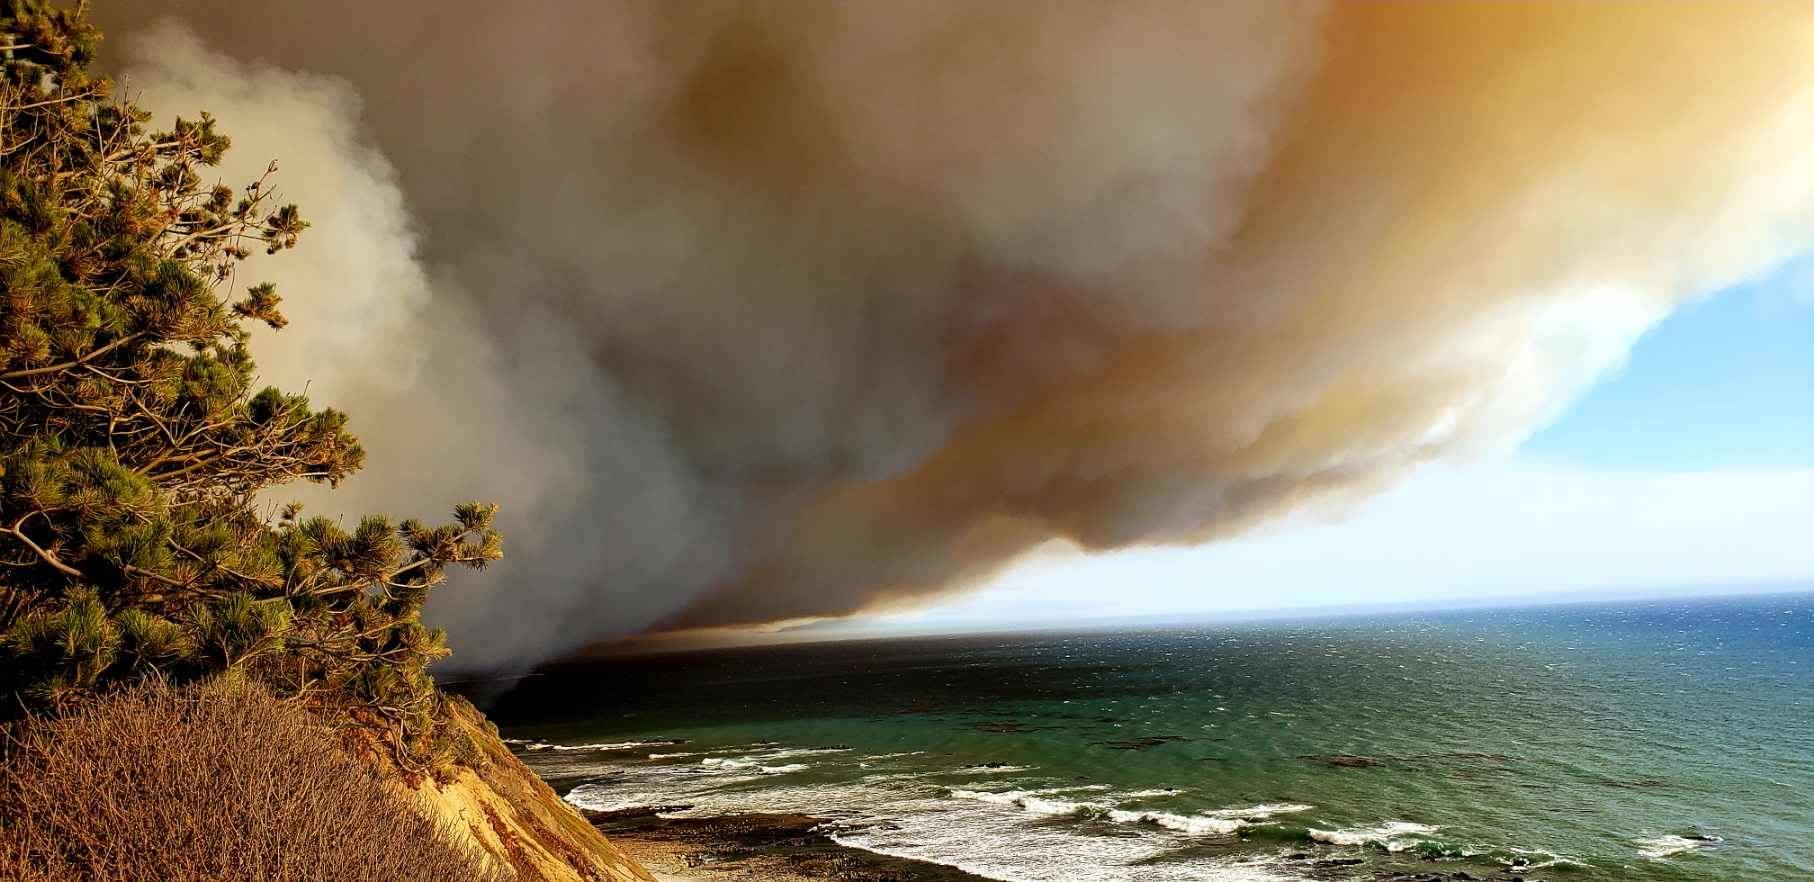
[701,756,811,774]
[1636,834,1722,859]
[549,739,687,752]
[1308,821,1440,852]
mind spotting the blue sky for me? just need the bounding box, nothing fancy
[847,264,1814,634]
[1522,260,1814,470]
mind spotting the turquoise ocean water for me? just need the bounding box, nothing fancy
[479,594,1813,881]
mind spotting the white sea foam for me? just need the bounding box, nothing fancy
[761,747,854,760]
[955,764,1037,775]
[549,739,685,752]
[1503,845,1588,870]
[1636,834,1721,859]
[948,788,1103,816]
[1309,821,1439,851]
[700,756,810,774]
[563,793,659,813]
[1512,855,1589,871]
[1123,788,1185,799]
[1104,801,1312,835]
[860,770,945,783]
[1203,803,1313,820]
[701,756,757,769]
[559,753,1313,882]
[829,828,1305,882]
[947,789,1300,838]
[1107,809,1246,835]
[648,751,700,760]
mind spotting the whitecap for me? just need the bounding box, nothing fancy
[550,739,686,752]
[1107,809,1246,836]
[563,793,648,813]
[1104,801,1308,835]
[1203,803,1313,820]
[1309,821,1439,851]
[559,756,1308,881]
[701,756,759,770]
[948,788,1102,816]
[699,756,810,775]
[1636,834,1721,859]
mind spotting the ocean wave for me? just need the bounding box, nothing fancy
[860,770,944,783]
[829,831,1306,882]
[561,760,1312,882]
[648,751,701,760]
[758,746,853,760]
[563,787,683,814]
[1123,788,1185,799]
[1500,845,1588,871]
[548,739,687,752]
[1308,821,1439,851]
[1203,803,1313,820]
[1509,855,1589,871]
[948,788,1306,838]
[955,764,1037,775]
[949,788,1104,816]
[701,756,810,774]
[1105,801,1312,836]
[564,793,646,813]
[1107,809,1246,835]
[1636,834,1721,859]
[701,756,757,769]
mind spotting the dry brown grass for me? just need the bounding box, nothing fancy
[0,679,505,882]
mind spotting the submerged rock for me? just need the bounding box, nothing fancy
[1097,735,1190,751]
[1305,753,1387,769]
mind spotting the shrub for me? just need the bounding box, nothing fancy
[0,679,506,882]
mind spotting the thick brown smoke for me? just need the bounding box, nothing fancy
[97,3,1814,666]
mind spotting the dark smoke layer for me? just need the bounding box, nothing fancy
[95,2,1814,667]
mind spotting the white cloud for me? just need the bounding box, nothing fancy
[867,460,1814,628]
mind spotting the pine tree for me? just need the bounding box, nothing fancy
[0,1,500,757]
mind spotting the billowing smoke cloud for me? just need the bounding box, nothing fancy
[95,3,1814,667]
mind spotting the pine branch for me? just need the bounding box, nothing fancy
[0,333,143,381]
[1,513,82,579]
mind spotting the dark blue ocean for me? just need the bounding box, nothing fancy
[484,593,1814,881]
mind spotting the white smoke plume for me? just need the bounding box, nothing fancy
[96,2,1814,667]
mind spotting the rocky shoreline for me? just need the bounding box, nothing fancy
[582,808,990,882]
[581,806,1563,882]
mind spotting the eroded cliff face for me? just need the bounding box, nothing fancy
[350,700,655,882]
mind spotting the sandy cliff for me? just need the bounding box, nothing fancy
[349,699,655,882]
